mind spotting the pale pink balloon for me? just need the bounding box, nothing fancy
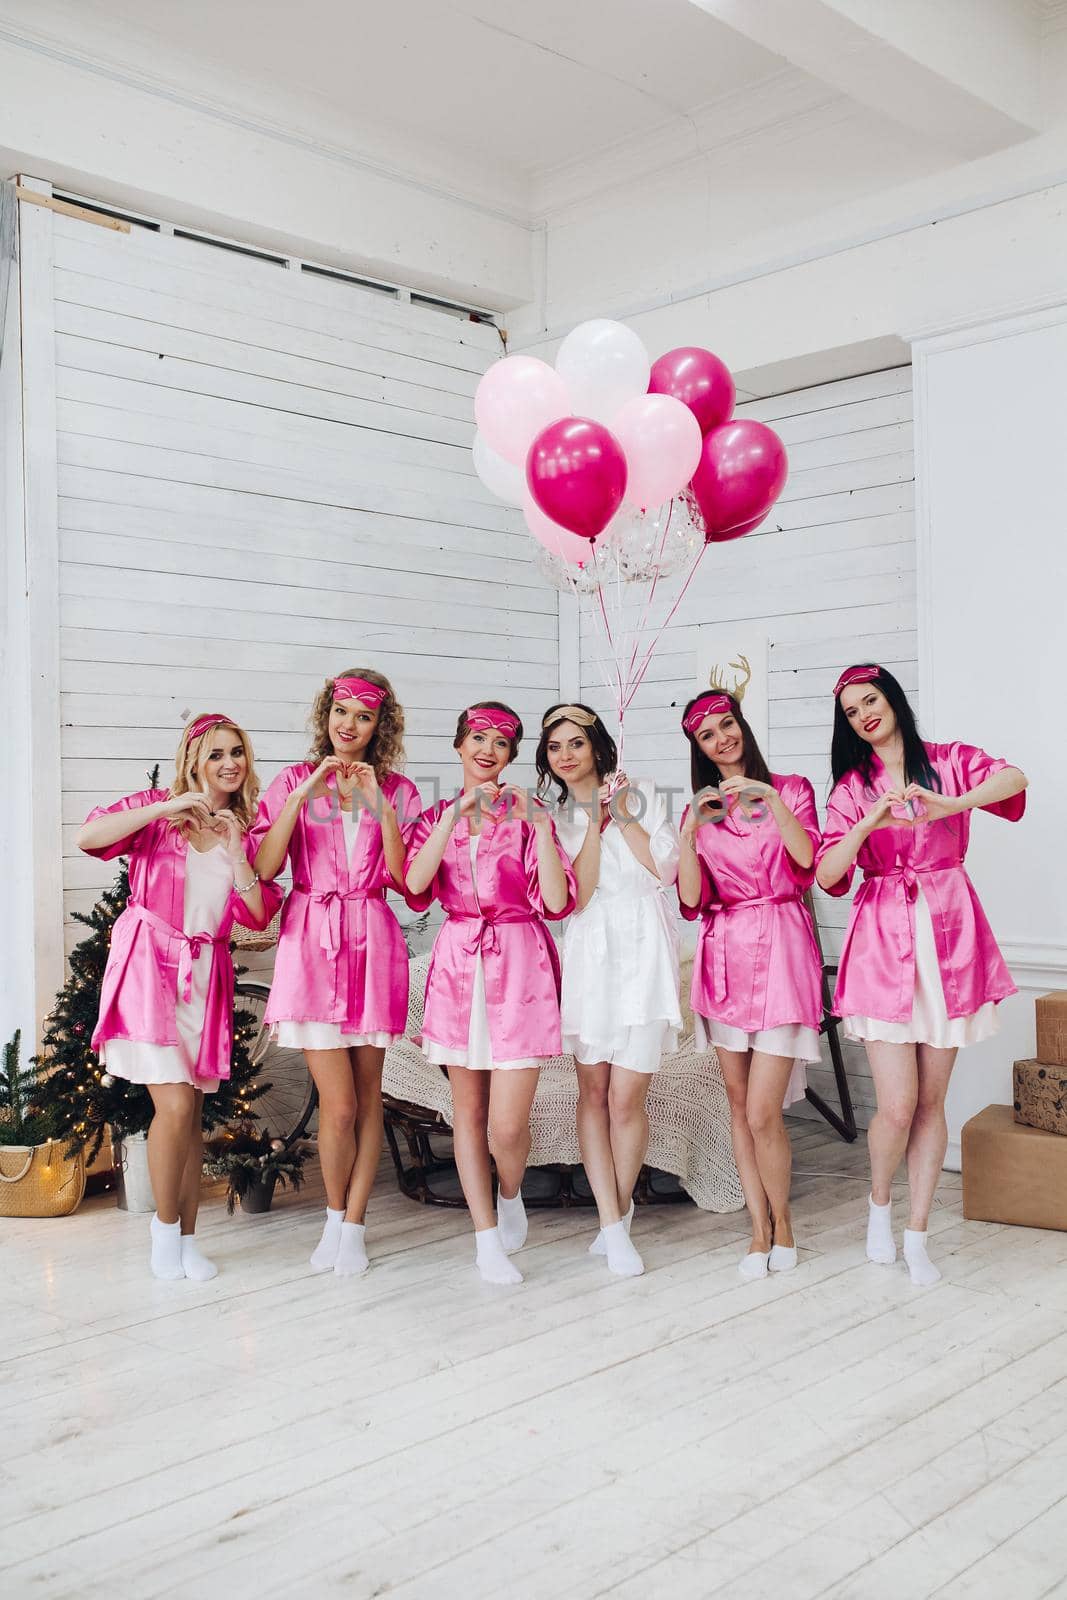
[475,356,569,466]
[612,393,703,510]
[523,488,594,566]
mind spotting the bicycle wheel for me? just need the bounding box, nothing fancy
[234,979,317,1148]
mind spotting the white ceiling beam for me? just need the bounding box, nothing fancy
[692,0,1043,157]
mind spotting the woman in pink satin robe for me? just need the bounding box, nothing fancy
[78,714,280,1282]
[816,663,1027,1286]
[252,669,420,1277]
[405,702,575,1286]
[677,689,822,1282]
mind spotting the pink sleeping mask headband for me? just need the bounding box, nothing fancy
[185,713,235,743]
[832,665,882,698]
[332,676,387,709]
[682,693,732,735]
[465,706,520,740]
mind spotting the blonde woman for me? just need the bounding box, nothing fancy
[79,714,280,1282]
[252,670,420,1277]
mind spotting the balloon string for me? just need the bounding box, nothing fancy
[625,498,674,686]
[623,541,708,713]
[591,542,625,718]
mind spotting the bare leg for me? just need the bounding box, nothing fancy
[745,1053,798,1248]
[304,1048,358,1211]
[607,1066,652,1217]
[865,1041,919,1204]
[177,1089,206,1233]
[146,1084,198,1224]
[717,1047,771,1252]
[487,1067,540,1201]
[344,1045,385,1225]
[447,1066,494,1231]
[575,1060,620,1228]
[906,1045,958,1230]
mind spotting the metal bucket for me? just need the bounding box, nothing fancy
[113,1130,156,1213]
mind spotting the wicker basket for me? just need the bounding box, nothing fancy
[0,1140,86,1217]
[231,911,281,954]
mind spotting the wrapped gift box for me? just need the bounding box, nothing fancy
[1013,1059,1067,1137]
[962,1105,1067,1231]
[1035,992,1067,1068]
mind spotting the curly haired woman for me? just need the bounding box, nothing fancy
[253,670,420,1277]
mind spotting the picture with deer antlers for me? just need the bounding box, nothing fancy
[696,628,770,755]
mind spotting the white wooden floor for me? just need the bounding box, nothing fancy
[4,1121,1067,1600]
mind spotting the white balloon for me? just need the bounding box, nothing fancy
[555,319,651,426]
[472,431,526,507]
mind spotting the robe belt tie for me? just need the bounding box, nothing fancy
[125,902,229,1082]
[859,861,963,964]
[450,910,538,958]
[705,892,803,1006]
[861,861,962,899]
[301,887,387,960]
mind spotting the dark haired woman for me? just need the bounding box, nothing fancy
[538,703,680,1277]
[405,703,575,1285]
[252,670,420,1277]
[678,690,822,1281]
[78,714,281,1280]
[816,664,1027,1285]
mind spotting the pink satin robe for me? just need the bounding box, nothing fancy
[405,802,577,1062]
[84,789,283,1082]
[817,742,1025,1023]
[680,773,823,1033]
[250,766,421,1035]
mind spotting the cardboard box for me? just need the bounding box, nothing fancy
[1013,1059,1067,1137]
[962,1105,1067,1232]
[1036,992,1067,1068]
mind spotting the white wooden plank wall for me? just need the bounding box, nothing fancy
[54,215,555,967]
[579,366,917,1125]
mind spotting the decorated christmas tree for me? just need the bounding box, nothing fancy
[36,768,264,1162]
[0,1030,56,1147]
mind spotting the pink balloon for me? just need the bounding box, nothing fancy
[475,356,569,466]
[612,393,702,511]
[688,420,788,541]
[648,347,736,436]
[523,488,594,565]
[526,417,628,542]
[704,509,770,545]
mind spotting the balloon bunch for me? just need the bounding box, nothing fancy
[472,320,788,748]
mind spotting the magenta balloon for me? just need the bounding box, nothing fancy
[526,417,628,542]
[688,420,788,540]
[704,510,769,545]
[648,346,736,435]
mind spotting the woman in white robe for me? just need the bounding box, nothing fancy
[538,704,681,1277]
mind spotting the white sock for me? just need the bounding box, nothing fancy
[334,1221,369,1277]
[310,1207,345,1272]
[903,1228,942,1287]
[150,1215,184,1281]
[180,1234,217,1281]
[590,1199,634,1256]
[496,1189,528,1254]
[475,1226,523,1285]
[738,1249,770,1281]
[603,1219,644,1278]
[768,1242,798,1273]
[866,1195,897,1264]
